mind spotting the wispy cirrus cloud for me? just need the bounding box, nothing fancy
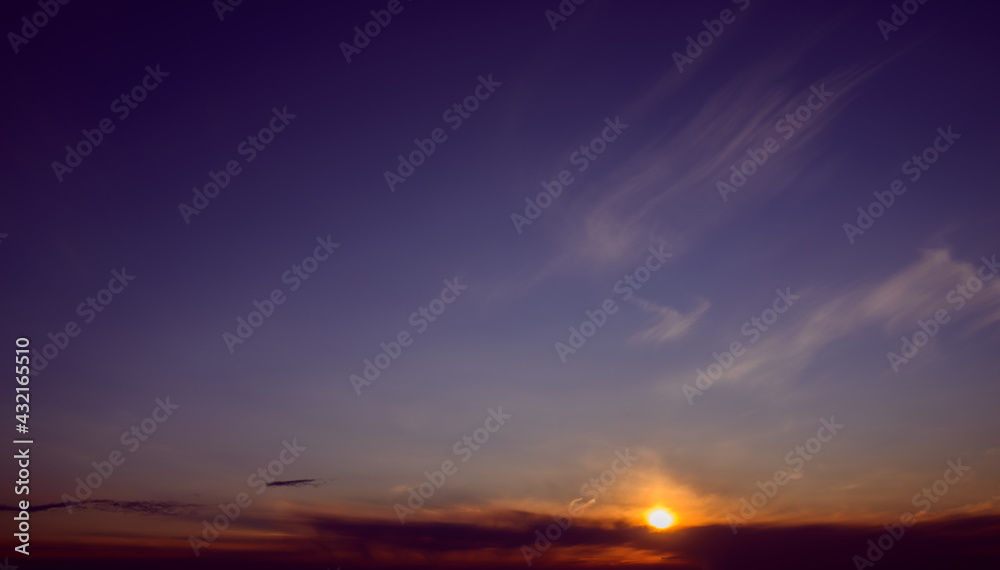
[707,248,1000,388]
[491,16,903,305]
[630,297,711,345]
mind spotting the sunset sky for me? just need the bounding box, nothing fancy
[2,0,1000,568]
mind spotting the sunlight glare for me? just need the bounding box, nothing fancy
[647,508,675,529]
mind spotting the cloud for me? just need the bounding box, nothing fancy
[2,499,203,516]
[717,248,1000,387]
[630,297,711,345]
[290,513,1000,568]
[491,16,900,302]
[571,60,884,270]
[267,478,331,488]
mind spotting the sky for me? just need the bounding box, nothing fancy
[2,0,1000,568]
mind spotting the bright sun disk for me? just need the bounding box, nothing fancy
[647,509,675,529]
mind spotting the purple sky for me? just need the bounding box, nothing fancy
[2,0,999,567]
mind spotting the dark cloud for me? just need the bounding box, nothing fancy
[299,512,1000,570]
[266,478,330,488]
[1,499,202,516]
[21,512,1000,569]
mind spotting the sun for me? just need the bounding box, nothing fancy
[646,508,676,529]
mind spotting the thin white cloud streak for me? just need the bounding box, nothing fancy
[712,248,1000,388]
[490,13,909,306]
[630,297,711,345]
